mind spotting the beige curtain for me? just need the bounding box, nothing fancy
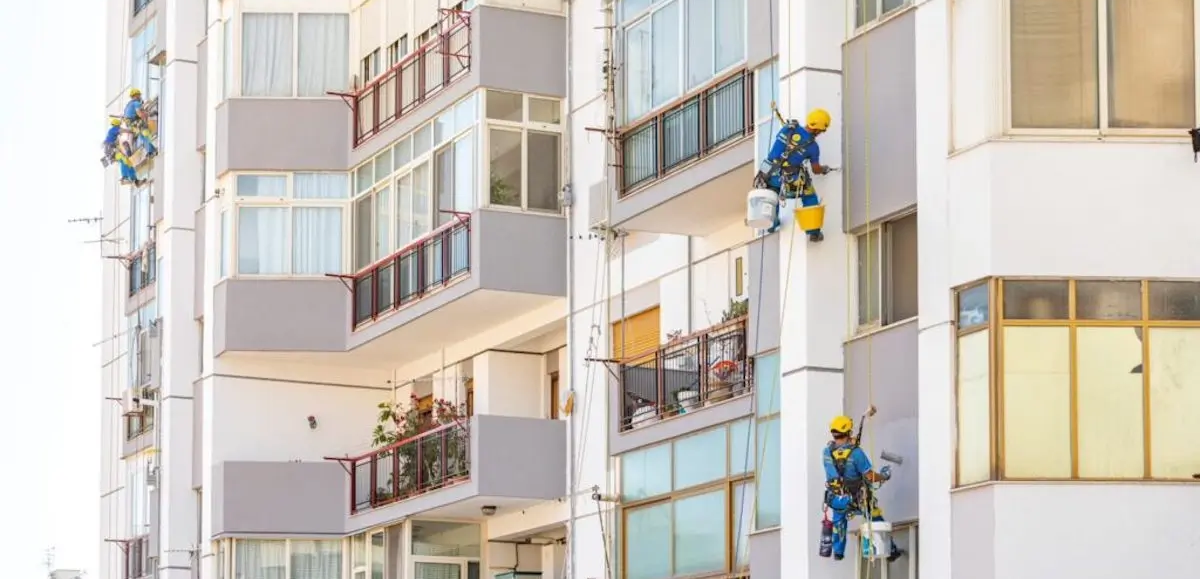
[1107,0,1195,128]
[1010,0,1099,129]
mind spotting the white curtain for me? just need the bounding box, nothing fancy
[292,207,343,274]
[235,540,287,579]
[686,0,714,90]
[237,174,288,197]
[237,207,287,274]
[242,13,294,97]
[294,172,349,199]
[289,540,342,579]
[651,0,681,108]
[714,0,745,71]
[624,20,653,120]
[452,129,475,213]
[298,14,349,97]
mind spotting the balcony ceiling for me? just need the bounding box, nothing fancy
[620,158,753,236]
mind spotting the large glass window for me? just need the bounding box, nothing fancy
[410,521,481,579]
[230,172,348,276]
[955,278,1200,484]
[753,351,781,529]
[241,12,349,97]
[484,90,564,212]
[620,420,753,578]
[224,539,341,579]
[1009,0,1196,130]
[854,0,909,28]
[620,0,747,122]
[130,21,158,98]
[753,60,780,169]
[855,213,918,329]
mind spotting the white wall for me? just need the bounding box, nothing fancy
[487,542,544,573]
[474,351,543,417]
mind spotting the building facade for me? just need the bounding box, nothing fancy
[100,1,1200,579]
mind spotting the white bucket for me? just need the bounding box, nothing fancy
[746,188,779,229]
[858,521,892,560]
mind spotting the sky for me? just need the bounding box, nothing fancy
[0,0,104,576]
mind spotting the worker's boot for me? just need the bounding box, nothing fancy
[808,231,824,243]
[887,546,905,563]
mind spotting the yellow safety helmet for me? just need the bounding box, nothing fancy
[830,415,854,435]
[110,117,122,126]
[129,87,142,98]
[806,108,832,132]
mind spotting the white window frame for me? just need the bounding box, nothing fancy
[348,529,387,579]
[1001,0,1200,137]
[228,172,351,278]
[221,537,345,579]
[849,0,912,33]
[483,90,564,213]
[234,11,350,98]
[407,519,482,579]
[618,0,749,125]
[853,211,918,332]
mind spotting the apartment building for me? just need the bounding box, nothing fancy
[99,1,1200,579]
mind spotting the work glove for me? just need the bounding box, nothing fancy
[753,171,768,188]
[879,466,892,481]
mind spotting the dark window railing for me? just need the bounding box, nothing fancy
[128,243,157,296]
[124,535,149,579]
[618,316,753,432]
[618,69,754,196]
[351,215,471,328]
[133,0,152,16]
[351,10,472,148]
[343,421,471,514]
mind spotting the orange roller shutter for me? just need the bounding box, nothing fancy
[612,306,661,361]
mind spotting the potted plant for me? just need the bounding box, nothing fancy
[372,394,469,501]
[490,174,519,206]
[721,298,749,322]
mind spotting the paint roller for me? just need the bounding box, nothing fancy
[879,450,905,466]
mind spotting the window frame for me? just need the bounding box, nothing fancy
[953,277,1200,485]
[1001,0,1200,137]
[849,0,912,33]
[483,90,565,213]
[227,171,351,278]
[408,519,483,579]
[618,0,749,126]
[853,211,919,332]
[235,11,351,99]
[220,537,346,579]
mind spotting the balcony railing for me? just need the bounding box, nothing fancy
[128,243,157,296]
[618,70,754,196]
[351,215,471,328]
[345,422,471,514]
[618,316,753,432]
[351,10,472,148]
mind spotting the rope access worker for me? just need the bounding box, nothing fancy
[104,118,143,186]
[124,87,158,158]
[753,108,834,240]
[821,415,904,562]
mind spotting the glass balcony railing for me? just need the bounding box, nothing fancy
[352,10,472,148]
[618,69,754,196]
[618,316,753,431]
[347,422,471,513]
[351,215,471,328]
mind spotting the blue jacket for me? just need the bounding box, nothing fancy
[765,123,820,173]
[124,98,143,121]
[822,441,873,483]
[104,125,121,145]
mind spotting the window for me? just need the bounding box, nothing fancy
[387,36,408,67]
[131,21,159,98]
[549,372,560,419]
[128,461,149,536]
[1009,0,1196,131]
[220,210,231,278]
[955,278,1200,484]
[855,213,918,329]
[854,0,908,28]
[361,48,381,84]
[351,93,478,271]
[222,19,232,100]
[485,90,564,212]
[241,12,349,97]
[620,421,754,578]
[411,521,481,578]
[620,0,747,122]
[223,538,342,579]
[231,172,349,276]
[753,351,781,529]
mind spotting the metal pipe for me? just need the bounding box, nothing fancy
[563,1,577,577]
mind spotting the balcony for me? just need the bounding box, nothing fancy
[128,243,156,297]
[347,421,471,513]
[351,10,472,148]
[610,70,756,236]
[352,217,470,328]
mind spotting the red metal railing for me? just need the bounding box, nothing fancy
[618,69,754,196]
[618,316,753,431]
[350,9,472,148]
[337,421,471,514]
[350,214,471,328]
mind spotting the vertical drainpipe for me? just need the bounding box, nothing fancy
[563,1,577,578]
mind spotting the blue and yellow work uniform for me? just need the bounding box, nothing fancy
[755,108,832,239]
[822,415,902,562]
[105,119,138,183]
[124,88,157,157]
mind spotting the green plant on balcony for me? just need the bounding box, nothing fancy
[372,394,469,500]
[721,298,749,322]
[490,174,519,206]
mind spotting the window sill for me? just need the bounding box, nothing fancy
[846,316,918,344]
[951,478,1200,493]
[952,133,1192,158]
[749,525,781,536]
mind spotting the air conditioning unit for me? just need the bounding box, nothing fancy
[122,388,143,416]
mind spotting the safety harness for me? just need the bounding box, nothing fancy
[826,441,867,506]
[763,123,818,199]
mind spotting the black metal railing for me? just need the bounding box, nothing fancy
[618,316,753,431]
[345,422,471,513]
[618,70,753,195]
[351,216,471,328]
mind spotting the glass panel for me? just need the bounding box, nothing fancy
[237,207,288,275]
[397,173,414,247]
[235,539,287,579]
[1002,327,1071,478]
[394,136,413,167]
[435,111,455,144]
[855,0,878,26]
[289,540,342,579]
[1009,0,1099,129]
[434,146,454,227]
[1148,281,1200,320]
[1003,280,1069,320]
[488,129,522,207]
[414,124,433,157]
[956,330,991,485]
[625,503,670,579]
[375,149,394,181]
[486,90,523,121]
[413,562,461,579]
[529,97,561,123]
[294,173,350,199]
[755,62,778,121]
[354,196,374,270]
[755,417,781,528]
[958,283,990,328]
[733,481,754,568]
[650,0,682,108]
[1076,327,1145,478]
[1148,328,1200,478]
[292,207,343,275]
[241,13,295,97]
[352,533,366,568]
[1107,0,1195,128]
[237,174,287,197]
[1074,280,1140,320]
[375,186,392,261]
[624,19,653,121]
[455,92,478,127]
[453,130,476,213]
[673,426,726,489]
[219,211,230,277]
[755,352,780,416]
[412,162,433,238]
[857,229,881,326]
[410,521,481,557]
[370,533,385,579]
[621,443,671,500]
[714,0,745,70]
[686,0,714,90]
[673,489,726,575]
[729,418,753,474]
[620,0,654,22]
[527,131,560,211]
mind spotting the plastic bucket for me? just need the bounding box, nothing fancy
[858,521,893,560]
[746,189,779,229]
[794,204,826,232]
